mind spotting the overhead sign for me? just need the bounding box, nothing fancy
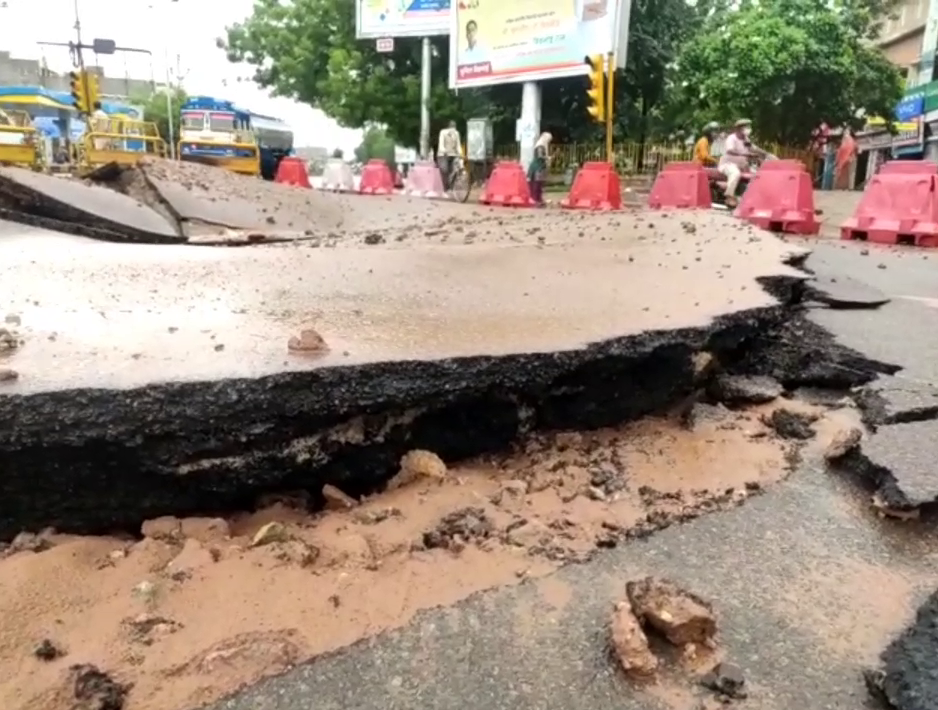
[449,0,617,89]
[376,37,395,51]
[356,0,451,39]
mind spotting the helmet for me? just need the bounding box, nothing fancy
[702,121,719,134]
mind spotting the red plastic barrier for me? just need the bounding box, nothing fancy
[404,161,447,198]
[735,161,819,235]
[274,156,311,188]
[561,161,622,210]
[359,159,395,195]
[480,161,536,207]
[648,162,711,209]
[841,161,938,247]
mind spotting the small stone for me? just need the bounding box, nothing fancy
[287,327,328,355]
[140,516,182,540]
[363,233,385,245]
[322,483,359,510]
[274,539,320,567]
[763,408,815,440]
[823,425,862,461]
[166,539,215,575]
[69,664,130,710]
[700,661,746,699]
[251,521,290,547]
[610,599,658,678]
[626,576,717,646]
[4,314,20,325]
[180,517,230,542]
[387,449,447,489]
[708,374,782,405]
[505,519,551,547]
[34,638,64,661]
[0,368,18,383]
[7,531,52,555]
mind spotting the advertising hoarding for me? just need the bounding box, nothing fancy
[449,0,617,89]
[356,0,451,39]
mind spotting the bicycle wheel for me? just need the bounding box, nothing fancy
[451,168,471,203]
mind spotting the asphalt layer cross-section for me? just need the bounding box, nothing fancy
[209,238,938,710]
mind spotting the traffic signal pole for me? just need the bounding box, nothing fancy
[605,53,614,164]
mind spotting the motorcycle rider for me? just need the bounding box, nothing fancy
[693,122,720,167]
[718,118,758,208]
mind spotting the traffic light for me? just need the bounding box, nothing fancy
[69,70,88,114]
[585,54,605,123]
[84,73,100,111]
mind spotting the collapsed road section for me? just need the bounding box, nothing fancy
[0,204,868,540]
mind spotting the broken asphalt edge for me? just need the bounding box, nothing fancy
[867,588,938,710]
[0,166,186,244]
[0,272,829,541]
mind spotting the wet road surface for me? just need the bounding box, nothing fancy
[205,237,938,710]
[0,213,802,394]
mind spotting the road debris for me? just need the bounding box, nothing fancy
[287,327,329,355]
[626,576,717,647]
[700,661,747,700]
[610,599,659,678]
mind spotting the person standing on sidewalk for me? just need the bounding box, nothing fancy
[527,143,547,206]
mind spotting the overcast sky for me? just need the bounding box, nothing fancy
[0,0,363,153]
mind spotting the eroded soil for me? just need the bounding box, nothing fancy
[0,399,858,710]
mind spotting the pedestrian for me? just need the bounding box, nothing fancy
[437,120,462,190]
[527,143,547,206]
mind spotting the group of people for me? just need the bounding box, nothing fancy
[693,118,768,207]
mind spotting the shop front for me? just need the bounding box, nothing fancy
[923,80,938,162]
[891,89,925,159]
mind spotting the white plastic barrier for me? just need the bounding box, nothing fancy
[321,157,356,192]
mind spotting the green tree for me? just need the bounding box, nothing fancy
[667,0,903,145]
[354,126,396,167]
[133,87,187,144]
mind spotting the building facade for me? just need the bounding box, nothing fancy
[0,50,161,103]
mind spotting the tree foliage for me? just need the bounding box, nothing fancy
[221,0,904,149]
[354,126,396,166]
[668,0,904,144]
[135,87,187,143]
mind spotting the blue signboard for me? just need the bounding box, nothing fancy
[896,92,925,122]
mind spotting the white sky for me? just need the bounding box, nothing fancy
[0,0,363,153]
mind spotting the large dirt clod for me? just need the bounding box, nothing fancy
[626,576,717,647]
[610,599,659,678]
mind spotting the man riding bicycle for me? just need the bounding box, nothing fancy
[437,120,463,190]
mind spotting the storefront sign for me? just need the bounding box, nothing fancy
[893,116,924,151]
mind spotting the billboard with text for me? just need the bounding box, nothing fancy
[449,0,616,89]
[356,0,451,39]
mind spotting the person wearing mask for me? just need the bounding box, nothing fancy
[693,122,720,167]
[437,120,463,190]
[718,118,757,208]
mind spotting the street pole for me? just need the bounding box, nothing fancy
[164,48,175,159]
[419,36,431,160]
[605,53,614,163]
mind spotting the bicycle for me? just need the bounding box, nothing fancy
[445,158,491,203]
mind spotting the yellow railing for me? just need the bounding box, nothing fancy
[0,111,41,169]
[80,119,166,167]
[494,141,817,179]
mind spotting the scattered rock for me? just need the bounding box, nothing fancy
[504,519,551,548]
[34,638,64,661]
[250,521,290,547]
[287,327,328,354]
[123,613,182,645]
[0,328,20,351]
[388,449,447,490]
[708,374,783,405]
[626,576,717,646]
[823,425,863,461]
[763,409,815,440]
[423,507,493,550]
[273,538,320,567]
[322,483,359,510]
[0,367,18,383]
[700,661,747,699]
[140,516,182,541]
[179,517,230,543]
[363,232,385,245]
[69,663,130,710]
[166,539,215,576]
[4,313,21,325]
[610,599,659,678]
[4,530,53,556]
[682,402,729,430]
[353,507,403,525]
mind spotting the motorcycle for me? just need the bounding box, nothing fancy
[707,152,777,210]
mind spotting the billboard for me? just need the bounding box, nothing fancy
[449,0,617,89]
[356,0,451,39]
